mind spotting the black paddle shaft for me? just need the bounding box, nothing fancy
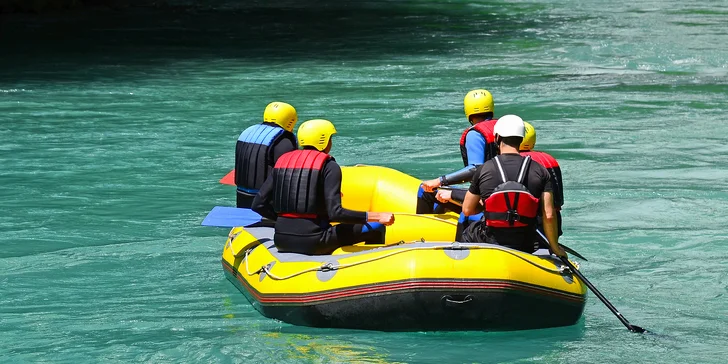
[560,257,646,334]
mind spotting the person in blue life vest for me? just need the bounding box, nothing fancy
[251,119,396,255]
[520,122,565,239]
[417,89,500,215]
[235,101,298,208]
[460,115,566,257]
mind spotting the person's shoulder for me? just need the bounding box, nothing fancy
[466,129,485,138]
[323,156,339,169]
[528,158,550,178]
[240,123,258,132]
[478,159,496,175]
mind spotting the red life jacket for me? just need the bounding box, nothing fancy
[271,149,331,219]
[459,119,499,166]
[483,156,540,228]
[520,150,563,209]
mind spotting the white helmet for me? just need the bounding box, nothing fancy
[493,114,525,138]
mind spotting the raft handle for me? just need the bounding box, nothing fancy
[442,295,474,308]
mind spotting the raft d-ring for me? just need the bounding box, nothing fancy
[320,262,336,272]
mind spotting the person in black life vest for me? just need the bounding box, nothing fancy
[251,119,396,255]
[520,121,565,238]
[417,89,500,214]
[235,101,298,208]
[461,115,566,257]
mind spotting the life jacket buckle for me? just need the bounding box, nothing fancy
[506,210,519,225]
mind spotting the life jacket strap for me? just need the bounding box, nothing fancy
[516,156,531,184]
[493,156,507,183]
[484,211,536,225]
[279,213,318,219]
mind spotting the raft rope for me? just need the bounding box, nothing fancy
[243,242,570,281]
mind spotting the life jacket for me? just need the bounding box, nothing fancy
[271,149,331,219]
[483,156,540,228]
[520,150,563,209]
[235,123,296,193]
[459,119,499,166]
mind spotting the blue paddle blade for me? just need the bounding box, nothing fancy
[201,206,262,227]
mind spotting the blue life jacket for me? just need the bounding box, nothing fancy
[235,123,295,193]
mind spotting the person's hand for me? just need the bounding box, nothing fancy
[553,244,567,258]
[435,189,452,203]
[378,213,395,226]
[421,178,441,193]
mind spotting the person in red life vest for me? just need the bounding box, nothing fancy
[417,89,499,214]
[460,115,565,257]
[251,119,396,255]
[520,121,565,238]
[235,102,298,208]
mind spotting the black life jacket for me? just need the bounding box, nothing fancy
[235,123,296,193]
[483,156,540,228]
[271,149,331,219]
[459,119,499,166]
[521,150,563,209]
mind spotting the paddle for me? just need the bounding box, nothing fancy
[534,231,588,261]
[553,243,587,261]
[220,170,235,186]
[536,230,647,334]
[201,206,264,227]
[201,206,458,228]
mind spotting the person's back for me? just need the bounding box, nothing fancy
[251,119,395,255]
[461,115,564,257]
[471,153,550,251]
[234,102,298,208]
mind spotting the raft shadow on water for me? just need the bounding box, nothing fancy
[0,0,558,81]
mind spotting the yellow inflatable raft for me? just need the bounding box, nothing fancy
[221,165,586,331]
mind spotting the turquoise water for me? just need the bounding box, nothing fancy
[2,0,727,362]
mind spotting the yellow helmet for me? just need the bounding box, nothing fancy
[263,101,297,132]
[463,89,494,121]
[297,119,337,151]
[520,121,537,151]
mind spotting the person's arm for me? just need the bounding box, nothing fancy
[449,188,467,204]
[440,165,478,186]
[462,169,485,216]
[464,129,487,165]
[251,175,277,221]
[323,161,394,225]
[323,161,369,224]
[272,137,296,162]
[462,191,482,216]
[553,165,564,208]
[435,188,467,206]
[267,137,296,176]
[541,191,565,257]
[421,131,486,192]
